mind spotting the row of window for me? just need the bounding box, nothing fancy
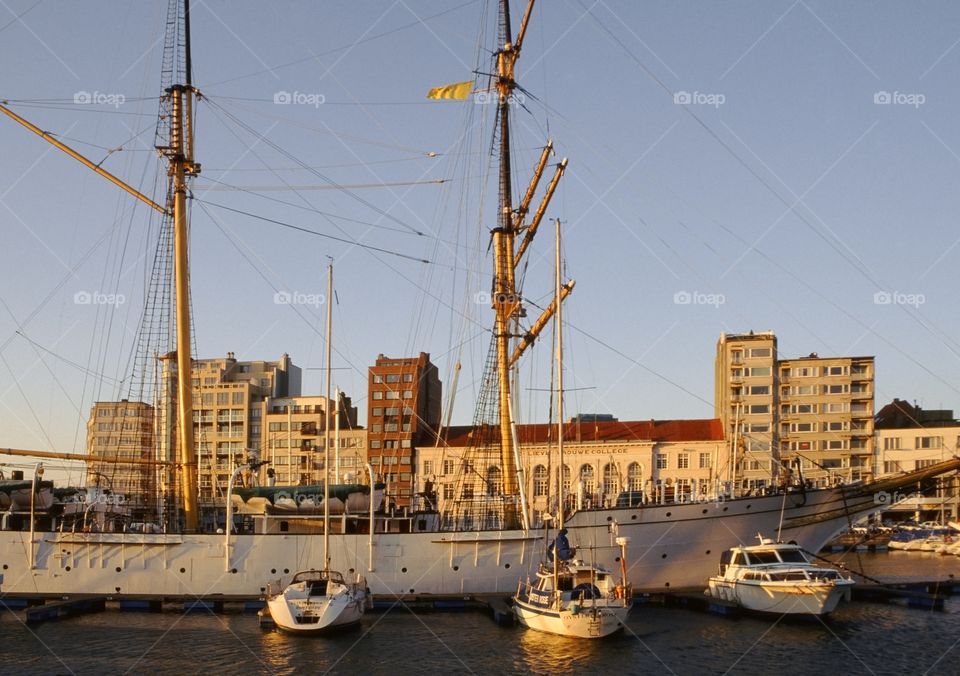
[371,390,413,400]
[372,373,414,383]
[371,407,414,417]
[882,436,947,450]
[369,439,412,449]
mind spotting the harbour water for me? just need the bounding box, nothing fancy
[2,553,958,675]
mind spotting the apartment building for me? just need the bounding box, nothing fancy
[367,353,441,508]
[85,399,154,509]
[715,332,875,488]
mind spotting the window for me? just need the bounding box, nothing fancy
[825,384,849,395]
[824,403,849,413]
[533,465,548,496]
[372,391,383,400]
[372,375,382,383]
[749,385,769,395]
[402,390,413,399]
[627,462,643,491]
[442,459,454,475]
[916,436,942,449]
[790,366,817,377]
[824,421,847,432]
[579,465,595,494]
[791,422,814,433]
[602,463,618,495]
[749,347,771,358]
[403,373,413,382]
[370,440,381,449]
[699,452,711,469]
[386,374,400,383]
[749,423,769,432]
[826,440,847,450]
[423,460,433,476]
[656,453,668,470]
[386,391,399,400]
[749,404,769,414]
[825,366,848,376]
[443,484,454,500]
[232,392,244,405]
[883,437,901,451]
[790,404,815,414]
[401,439,411,448]
[746,366,771,377]
[371,424,382,433]
[677,453,689,469]
[372,407,382,416]
[217,392,229,405]
[789,385,814,396]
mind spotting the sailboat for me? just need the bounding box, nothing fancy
[0,0,959,603]
[265,265,367,633]
[513,222,632,638]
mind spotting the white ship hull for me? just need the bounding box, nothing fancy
[0,485,896,598]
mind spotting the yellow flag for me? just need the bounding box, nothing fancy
[427,80,473,100]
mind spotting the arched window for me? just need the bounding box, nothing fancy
[602,463,619,496]
[561,464,571,494]
[486,466,502,496]
[533,464,548,497]
[579,464,595,494]
[627,462,643,491]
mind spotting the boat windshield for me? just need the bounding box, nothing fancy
[777,550,808,563]
[767,571,808,581]
[748,551,780,565]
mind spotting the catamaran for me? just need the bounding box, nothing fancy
[0,0,958,603]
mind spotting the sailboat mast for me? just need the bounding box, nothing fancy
[323,264,333,571]
[555,219,564,534]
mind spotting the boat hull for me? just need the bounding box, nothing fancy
[513,598,629,638]
[706,579,851,615]
[0,483,937,597]
[266,591,364,633]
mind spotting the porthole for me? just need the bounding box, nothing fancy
[409,589,415,594]
[231,568,237,574]
[722,507,728,512]
[614,556,621,563]
[606,516,613,522]
[661,553,667,559]
[2,564,7,570]
[115,567,122,573]
[702,509,708,514]
[453,565,460,572]
[705,550,711,555]
[746,504,752,510]
[179,567,186,574]
[65,566,71,572]
[504,563,511,569]
[271,568,276,574]
[631,515,637,520]
[401,567,407,573]
[349,568,355,574]
[283,568,289,574]
[666,512,672,517]
[664,582,670,588]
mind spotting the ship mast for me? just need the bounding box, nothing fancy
[158,0,202,532]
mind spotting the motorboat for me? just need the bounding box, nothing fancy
[706,536,854,616]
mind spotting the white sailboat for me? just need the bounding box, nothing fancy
[513,221,632,639]
[266,265,367,633]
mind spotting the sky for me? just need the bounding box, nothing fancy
[2,1,960,481]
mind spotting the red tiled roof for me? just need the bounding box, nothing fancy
[441,418,724,447]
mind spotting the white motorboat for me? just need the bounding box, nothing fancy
[706,536,854,616]
[265,569,366,633]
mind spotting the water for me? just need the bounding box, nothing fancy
[2,554,958,675]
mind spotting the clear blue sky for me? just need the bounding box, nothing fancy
[2,1,960,481]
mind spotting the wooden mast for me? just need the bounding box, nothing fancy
[323,263,333,571]
[166,0,202,532]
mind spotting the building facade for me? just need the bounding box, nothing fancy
[367,353,441,508]
[85,399,155,508]
[715,332,875,488]
[420,419,726,527]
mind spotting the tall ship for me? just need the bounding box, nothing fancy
[1,0,958,601]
